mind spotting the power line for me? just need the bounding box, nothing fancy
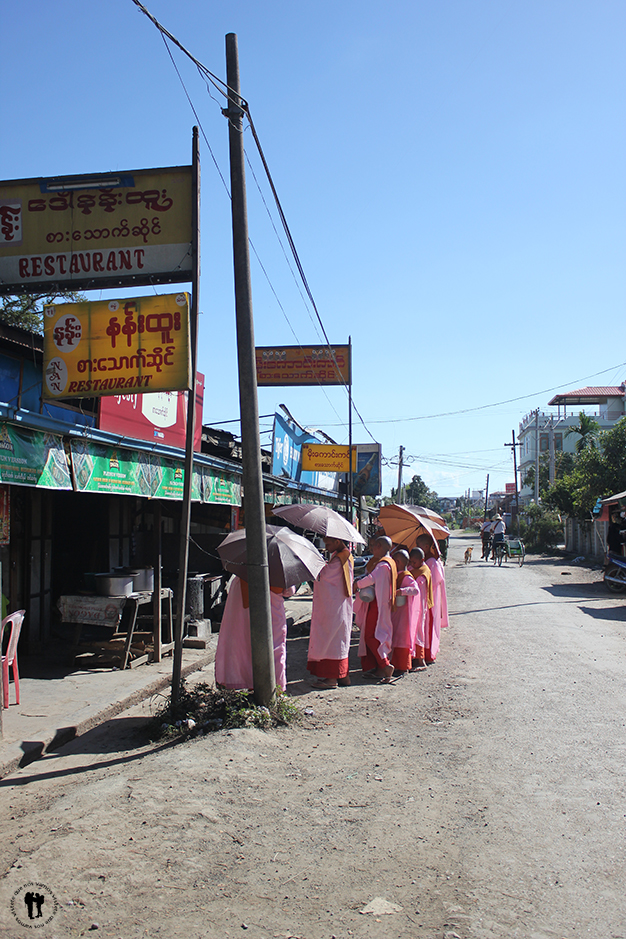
[131,0,380,447]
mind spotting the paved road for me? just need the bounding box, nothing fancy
[442,532,626,937]
[1,533,624,938]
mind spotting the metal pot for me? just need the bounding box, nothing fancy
[357,584,375,603]
[95,573,134,597]
[133,567,154,592]
[395,594,406,607]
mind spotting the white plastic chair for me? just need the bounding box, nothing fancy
[2,610,25,708]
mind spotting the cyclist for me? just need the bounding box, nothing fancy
[491,514,506,560]
[480,518,494,560]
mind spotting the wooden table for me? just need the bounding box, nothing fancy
[59,588,174,669]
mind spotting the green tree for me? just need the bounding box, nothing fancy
[0,291,86,334]
[392,474,441,511]
[564,412,601,452]
[543,418,626,517]
[522,451,575,499]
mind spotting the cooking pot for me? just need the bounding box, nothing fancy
[95,573,134,597]
[133,567,154,592]
[395,594,406,607]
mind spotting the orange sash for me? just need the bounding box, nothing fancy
[415,563,434,608]
[376,555,397,609]
[334,548,354,598]
[239,578,283,610]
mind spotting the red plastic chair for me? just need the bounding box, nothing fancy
[2,610,25,708]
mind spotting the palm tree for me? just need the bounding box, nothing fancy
[564,412,601,452]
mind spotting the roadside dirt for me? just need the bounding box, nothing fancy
[1,534,625,939]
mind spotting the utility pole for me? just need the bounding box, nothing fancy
[534,409,540,502]
[397,445,404,504]
[171,127,201,707]
[548,418,556,485]
[504,430,521,537]
[484,474,489,521]
[224,33,275,706]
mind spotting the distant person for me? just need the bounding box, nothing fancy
[480,518,494,560]
[607,512,626,555]
[356,536,396,682]
[491,514,506,558]
[215,575,295,691]
[307,537,354,689]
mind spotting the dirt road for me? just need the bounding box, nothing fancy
[1,533,625,939]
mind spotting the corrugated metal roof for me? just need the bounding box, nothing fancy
[548,386,625,405]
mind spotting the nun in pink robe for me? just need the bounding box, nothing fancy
[390,558,424,673]
[307,542,354,688]
[424,556,449,663]
[215,576,295,691]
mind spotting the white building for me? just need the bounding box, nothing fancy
[518,384,626,503]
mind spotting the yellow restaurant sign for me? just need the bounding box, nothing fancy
[301,444,356,473]
[0,166,192,294]
[256,345,351,387]
[42,293,191,399]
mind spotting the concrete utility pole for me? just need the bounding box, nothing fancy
[534,409,540,502]
[484,474,489,521]
[504,430,521,537]
[224,33,275,706]
[397,446,405,503]
[548,418,556,485]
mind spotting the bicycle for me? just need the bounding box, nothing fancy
[492,540,507,566]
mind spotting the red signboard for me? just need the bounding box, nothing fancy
[98,373,204,451]
[505,482,516,494]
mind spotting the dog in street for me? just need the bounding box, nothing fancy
[464,546,473,564]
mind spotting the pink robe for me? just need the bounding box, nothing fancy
[215,577,295,690]
[424,557,448,661]
[308,552,354,664]
[357,561,394,660]
[392,572,423,653]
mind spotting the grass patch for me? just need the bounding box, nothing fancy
[147,681,302,741]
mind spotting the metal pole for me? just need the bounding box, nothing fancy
[224,33,275,706]
[171,127,201,706]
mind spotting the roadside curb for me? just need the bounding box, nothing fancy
[0,648,216,781]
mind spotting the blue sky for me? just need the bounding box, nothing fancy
[1,0,624,497]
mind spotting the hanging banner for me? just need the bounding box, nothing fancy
[256,345,351,386]
[42,292,191,399]
[351,444,381,497]
[0,424,72,489]
[271,414,339,492]
[301,443,351,473]
[0,165,193,295]
[99,372,204,451]
[69,439,240,505]
[0,485,10,544]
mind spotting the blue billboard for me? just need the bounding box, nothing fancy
[272,413,339,493]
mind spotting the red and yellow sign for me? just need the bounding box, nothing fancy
[43,293,191,399]
[301,444,355,473]
[0,166,193,294]
[256,345,351,386]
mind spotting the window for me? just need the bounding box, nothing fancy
[540,434,549,452]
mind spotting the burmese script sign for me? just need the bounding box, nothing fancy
[301,444,352,473]
[43,293,191,399]
[256,345,351,386]
[0,166,193,294]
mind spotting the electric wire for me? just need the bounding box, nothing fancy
[131,0,379,446]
